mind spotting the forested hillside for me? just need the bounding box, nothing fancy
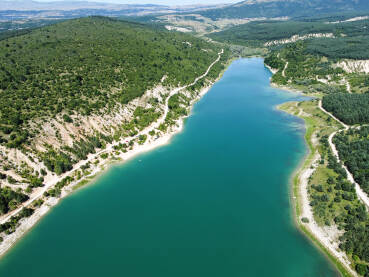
[210,16,369,96]
[334,127,369,194]
[322,94,369,125]
[210,20,337,47]
[210,16,369,59]
[0,16,222,148]
[198,0,369,20]
[0,16,227,225]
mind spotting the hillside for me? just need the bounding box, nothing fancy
[209,16,369,51]
[0,17,221,146]
[0,16,227,225]
[205,8,369,275]
[209,14,369,96]
[198,0,369,20]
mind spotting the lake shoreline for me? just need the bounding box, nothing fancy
[0,50,227,259]
[271,76,356,276]
[0,57,341,276]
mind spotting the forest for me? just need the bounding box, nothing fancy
[198,0,369,21]
[264,42,347,92]
[334,127,369,195]
[0,15,229,239]
[209,16,369,60]
[322,94,369,125]
[210,20,339,47]
[0,16,223,149]
[306,116,369,275]
[332,127,369,272]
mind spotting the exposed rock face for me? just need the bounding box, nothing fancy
[264,33,335,46]
[335,60,369,74]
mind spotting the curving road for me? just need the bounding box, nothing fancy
[0,49,224,225]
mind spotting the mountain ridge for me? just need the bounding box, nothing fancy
[197,0,369,20]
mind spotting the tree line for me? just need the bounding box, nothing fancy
[323,94,369,125]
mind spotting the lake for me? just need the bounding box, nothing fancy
[0,58,339,277]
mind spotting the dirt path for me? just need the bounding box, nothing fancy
[343,77,352,93]
[318,100,369,209]
[0,49,224,225]
[298,150,357,276]
[282,61,288,77]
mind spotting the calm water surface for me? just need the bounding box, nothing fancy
[0,58,339,277]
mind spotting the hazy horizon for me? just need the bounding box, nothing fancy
[32,0,239,6]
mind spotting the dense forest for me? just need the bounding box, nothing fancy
[322,94,369,125]
[331,127,369,272]
[210,20,338,47]
[334,127,369,194]
[0,16,223,149]
[198,0,369,20]
[209,17,369,60]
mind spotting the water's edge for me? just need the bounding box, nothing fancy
[272,79,350,277]
[0,58,339,277]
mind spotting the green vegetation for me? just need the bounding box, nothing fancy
[265,43,347,92]
[210,17,369,60]
[0,19,62,39]
[0,16,223,149]
[229,44,267,58]
[198,0,369,20]
[305,103,369,276]
[132,107,161,130]
[0,207,34,235]
[210,20,339,47]
[44,176,74,198]
[0,187,29,215]
[280,100,353,277]
[210,15,369,99]
[261,17,369,275]
[334,127,369,194]
[280,100,369,276]
[323,94,369,125]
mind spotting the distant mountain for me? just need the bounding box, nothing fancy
[0,0,221,13]
[0,0,225,21]
[198,0,369,20]
[0,0,163,11]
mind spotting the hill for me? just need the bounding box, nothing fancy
[209,15,369,59]
[198,0,369,20]
[0,16,227,220]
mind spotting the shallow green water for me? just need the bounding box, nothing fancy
[0,58,339,277]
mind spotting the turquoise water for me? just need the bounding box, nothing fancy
[0,58,339,277]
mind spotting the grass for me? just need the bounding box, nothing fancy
[72,179,90,191]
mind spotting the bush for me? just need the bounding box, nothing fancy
[301,217,309,223]
[63,114,73,123]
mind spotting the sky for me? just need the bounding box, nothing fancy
[35,0,240,5]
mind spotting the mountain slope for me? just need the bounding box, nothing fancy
[0,0,164,11]
[209,15,369,55]
[0,17,221,142]
[198,0,369,20]
[0,17,227,222]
